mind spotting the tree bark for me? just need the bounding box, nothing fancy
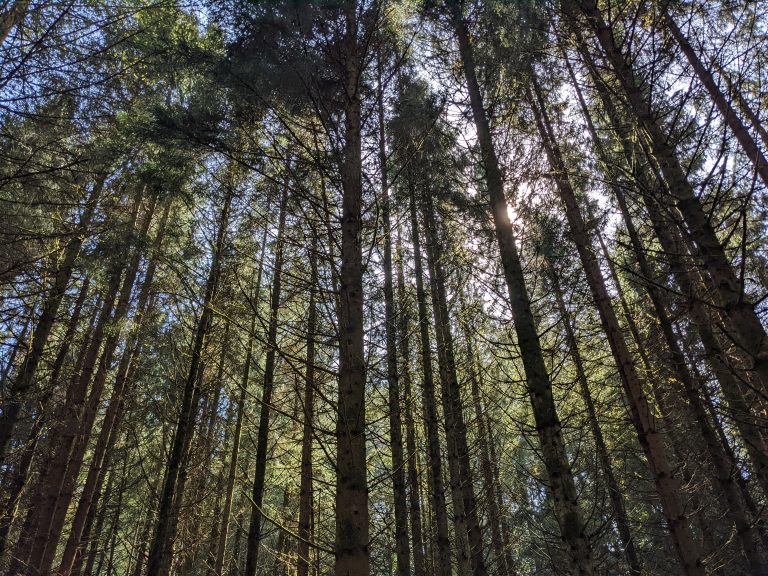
[579,51,768,502]
[212,199,271,576]
[58,199,170,576]
[661,8,768,189]
[377,53,411,576]
[334,4,370,574]
[245,185,289,576]
[32,193,157,575]
[529,74,704,575]
[566,54,759,572]
[145,187,232,576]
[297,241,318,576]
[421,191,487,576]
[574,0,768,399]
[0,180,103,462]
[460,310,514,576]
[449,4,594,574]
[408,188,454,576]
[395,228,427,576]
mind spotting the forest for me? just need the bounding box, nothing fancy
[1,0,767,575]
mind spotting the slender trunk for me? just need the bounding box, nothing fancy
[408,189,453,576]
[0,276,89,556]
[461,315,512,576]
[82,467,115,576]
[600,204,766,571]
[58,200,171,575]
[18,254,124,574]
[716,64,768,152]
[105,460,128,576]
[566,54,761,570]
[661,9,768,188]
[395,230,427,576]
[0,313,31,399]
[334,5,370,574]
[213,205,271,576]
[550,266,642,576]
[449,5,593,573]
[297,241,318,576]
[529,75,703,575]
[245,185,289,576]
[575,0,768,397]
[486,417,516,575]
[0,181,102,462]
[34,194,155,574]
[377,55,411,576]
[145,188,232,576]
[580,53,768,501]
[421,192,487,576]
[129,494,157,576]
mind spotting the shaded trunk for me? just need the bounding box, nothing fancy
[529,75,703,575]
[244,185,289,576]
[575,0,768,400]
[16,252,124,574]
[461,313,513,576]
[661,9,768,189]
[449,4,593,573]
[549,266,642,576]
[145,188,232,576]
[0,276,89,557]
[213,201,271,576]
[82,466,115,576]
[377,55,411,576]
[33,194,155,575]
[602,195,766,572]
[58,200,171,576]
[0,181,103,462]
[408,189,453,576]
[580,52,768,502]
[297,239,318,576]
[396,229,427,576]
[421,191,487,576]
[334,5,370,574]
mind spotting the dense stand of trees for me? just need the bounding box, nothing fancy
[1,0,768,575]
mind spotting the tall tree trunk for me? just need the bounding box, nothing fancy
[33,194,156,575]
[448,5,594,574]
[395,229,427,576]
[245,185,289,576]
[15,246,125,575]
[0,275,89,557]
[579,52,768,501]
[421,191,487,576]
[600,199,766,572]
[549,265,642,576]
[377,54,411,576]
[82,465,115,576]
[574,0,768,399]
[334,4,370,574]
[213,199,271,576]
[485,415,516,576]
[297,241,318,576]
[408,188,453,576]
[0,181,103,462]
[0,312,31,400]
[566,52,767,571]
[660,8,768,189]
[460,311,513,576]
[145,187,232,576]
[58,200,171,576]
[529,75,704,575]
